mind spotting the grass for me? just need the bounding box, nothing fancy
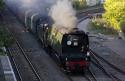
[88,18,118,35]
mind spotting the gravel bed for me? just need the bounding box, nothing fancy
[90,37,125,73]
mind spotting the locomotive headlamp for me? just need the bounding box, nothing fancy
[65,57,68,61]
[46,27,48,30]
[87,52,90,56]
[74,42,78,46]
[44,23,48,27]
[67,41,72,45]
[86,58,88,61]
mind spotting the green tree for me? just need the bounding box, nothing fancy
[72,0,87,10]
[0,0,4,10]
[0,27,15,47]
[103,0,125,32]
[119,20,125,33]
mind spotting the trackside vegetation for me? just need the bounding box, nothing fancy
[89,18,118,35]
[0,26,15,47]
[0,0,4,10]
[0,26,15,55]
[72,0,87,10]
[103,0,125,34]
[0,0,15,55]
[89,0,125,35]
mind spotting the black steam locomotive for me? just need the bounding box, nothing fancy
[5,1,90,72]
[24,12,90,72]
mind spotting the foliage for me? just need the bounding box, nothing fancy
[72,0,87,10]
[120,20,125,33]
[0,26,15,47]
[103,0,125,32]
[89,18,118,35]
[0,0,4,10]
[0,48,6,55]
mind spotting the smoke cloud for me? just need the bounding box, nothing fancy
[49,0,78,28]
[4,0,57,14]
[5,0,77,29]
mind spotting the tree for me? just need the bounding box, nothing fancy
[72,0,87,10]
[0,0,4,21]
[103,0,125,32]
[0,0,4,10]
[120,20,125,33]
[0,27,15,47]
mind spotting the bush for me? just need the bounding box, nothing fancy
[0,26,15,47]
[89,18,118,35]
[0,0,4,10]
[120,20,125,34]
[73,0,87,10]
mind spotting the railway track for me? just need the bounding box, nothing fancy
[76,6,104,19]
[90,49,125,75]
[90,49,125,81]
[7,47,22,81]
[84,68,99,81]
[77,7,104,23]
[70,69,100,81]
[77,8,125,80]
[47,48,97,81]
[6,28,42,81]
[77,6,104,14]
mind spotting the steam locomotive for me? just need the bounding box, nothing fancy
[24,12,91,72]
[5,2,90,72]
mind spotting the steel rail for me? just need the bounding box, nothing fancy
[6,47,23,81]
[90,49,123,81]
[111,74,123,81]
[88,68,99,81]
[77,8,104,23]
[14,35,42,81]
[6,27,42,81]
[47,52,74,81]
[92,61,117,81]
[90,49,125,75]
[84,75,93,81]
[77,7,104,20]
[77,6,104,15]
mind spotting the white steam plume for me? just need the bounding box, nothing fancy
[49,0,77,28]
[5,0,57,13]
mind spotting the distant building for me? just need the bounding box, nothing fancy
[86,0,105,6]
[86,0,99,6]
[100,0,105,4]
[71,0,105,6]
